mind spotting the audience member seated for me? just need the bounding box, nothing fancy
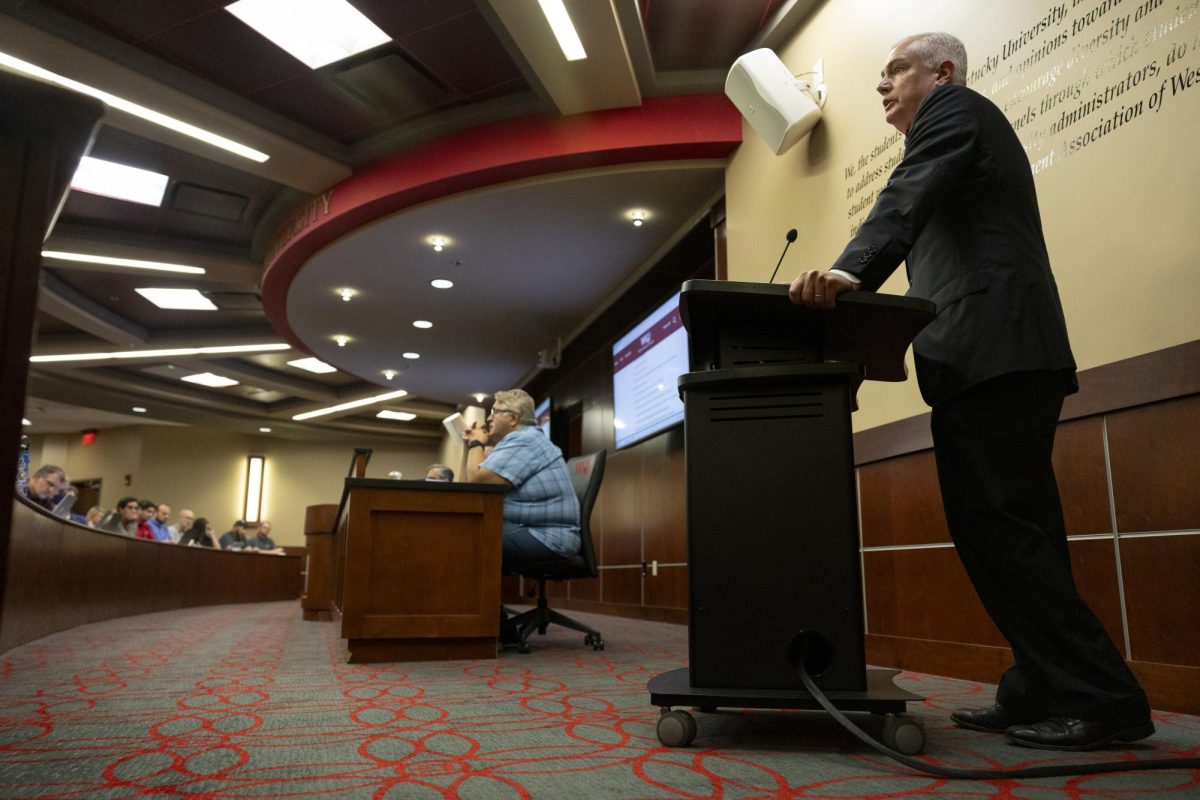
[219,520,249,550]
[462,389,580,570]
[179,517,217,547]
[148,502,174,543]
[135,500,160,541]
[424,464,454,482]
[171,508,195,542]
[19,464,67,513]
[84,505,105,528]
[101,496,141,536]
[246,520,284,553]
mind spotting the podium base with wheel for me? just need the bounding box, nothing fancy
[648,666,925,752]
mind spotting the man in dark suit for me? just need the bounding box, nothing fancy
[790,32,1152,751]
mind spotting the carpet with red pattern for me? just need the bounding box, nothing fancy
[0,602,1196,799]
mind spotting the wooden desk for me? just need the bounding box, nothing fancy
[301,504,337,620]
[333,479,506,663]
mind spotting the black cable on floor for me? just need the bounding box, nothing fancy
[796,664,1200,779]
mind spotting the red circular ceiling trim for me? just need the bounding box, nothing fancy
[261,94,743,351]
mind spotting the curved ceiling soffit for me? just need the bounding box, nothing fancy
[261,94,743,353]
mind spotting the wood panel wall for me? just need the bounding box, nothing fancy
[1,499,305,654]
[528,330,1200,714]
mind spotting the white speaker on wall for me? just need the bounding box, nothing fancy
[725,48,823,156]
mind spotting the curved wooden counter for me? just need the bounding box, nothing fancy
[1,499,304,654]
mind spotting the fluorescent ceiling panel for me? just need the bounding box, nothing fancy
[71,156,169,206]
[226,0,392,69]
[42,251,205,275]
[0,51,269,162]
[292,389,409,421]
[181,372,240,388]
[376,410,417,421]
[135,288,217,310]
[31,343,290,364]
[287,357,337,374]
[538,0,587,61]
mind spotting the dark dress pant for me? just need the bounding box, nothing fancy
[930,370,1150,722]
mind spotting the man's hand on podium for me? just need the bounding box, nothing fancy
[789,270,855,310]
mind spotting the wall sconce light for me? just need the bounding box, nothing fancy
[244,454,265,524]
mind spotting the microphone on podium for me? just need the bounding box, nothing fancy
[768,228,799,283]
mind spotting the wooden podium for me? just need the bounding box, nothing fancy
[331,479,507,663]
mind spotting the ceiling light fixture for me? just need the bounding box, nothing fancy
[402,352,420,360]
[538,0,587,61]
[259,427,272,433]
[412,320,433,329]
[291,389,409,421]
[376,410,417,421]
[472,393,488,404]
[382,369,397,380]
[428,235,447,252]
[22,418,32,426]
[42,250,205,275]
[0,51,269,162]
[30,342,290,364]
[287,357,337,374]
[71,156,169,206]
[135,288,217,310]
[226,0,391,69]
[131,407,147,413]
[430,279,453,289]
[338,287,356,302]
[629,209,648,227]
[181,372,240,388]
[334,335,350,347]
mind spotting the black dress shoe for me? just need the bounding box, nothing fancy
[1006,716,1155,751]
[951,703,1036,733]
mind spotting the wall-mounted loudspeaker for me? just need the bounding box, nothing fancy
[725,48,822,156]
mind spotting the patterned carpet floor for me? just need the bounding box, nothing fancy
[0,601,1197,799]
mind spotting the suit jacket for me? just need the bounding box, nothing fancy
[832,84,1076,406]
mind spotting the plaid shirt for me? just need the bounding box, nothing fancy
[482,426,580,555]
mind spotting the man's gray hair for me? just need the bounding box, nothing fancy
[896,32,968,86]
[493,389,536,426]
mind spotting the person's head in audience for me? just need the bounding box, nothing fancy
[177,508,195,533]
[155,503,171,525]
[26,465,67,505]
[138,500,157,523]
[117,496,140,525]
[425,464,454,482]
[85,506,105,528]
[189,517,213,542]
[486,389,536,445]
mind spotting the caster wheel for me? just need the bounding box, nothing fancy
[585,634,604,650]
[880,715,925,755]
[657,709,697,747]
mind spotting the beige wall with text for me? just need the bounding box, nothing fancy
[726,0,1200,429]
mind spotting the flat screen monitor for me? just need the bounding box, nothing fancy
[534,396,552,439]
[611,291,687,449]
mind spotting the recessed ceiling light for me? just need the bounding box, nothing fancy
[226,0,391,69]
[259,427,272,433]
[334,335,350,347]
[382,369,397,380]
[0,51,268,162]
[430,279,453,289]
[427,235,449,252]
[628,209,649,227]
[41,251,206,274]
[412,320,433,329]
[135,288,217,310]
[472,392,488,403]
[377,410,417,421]
[131,407,147,413]
[71,156,169,206]
[402,352,420,360]
[538,0,587,61]
[337,287,356,302]
[180,372,240,388]
[288,357,337,374]
[292,389,409,421]
[22,418,32,426]
[30,343,289,364]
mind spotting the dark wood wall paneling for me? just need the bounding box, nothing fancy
[2,500,305,654]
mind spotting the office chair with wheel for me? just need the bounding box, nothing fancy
[503,449,606,653]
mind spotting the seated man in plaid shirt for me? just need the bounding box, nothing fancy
[462,389,580,569]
